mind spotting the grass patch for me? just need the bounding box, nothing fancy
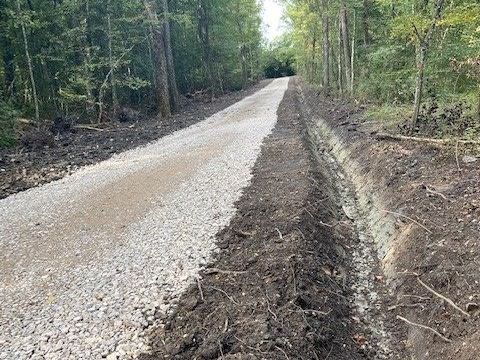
[364,103,412,131]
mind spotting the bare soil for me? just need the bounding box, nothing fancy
[140,80,376,359]
[297,78,480,360]
[0,80,270,199]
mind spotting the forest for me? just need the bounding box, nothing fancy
[284,0,480,137]
[1,0,479,148]
[0,0,264,147]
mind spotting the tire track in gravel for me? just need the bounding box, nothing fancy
[0,78,289,360]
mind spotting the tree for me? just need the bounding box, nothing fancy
[321,0,331,93]
[411,0,446,129]
[17,0,39,121]
[144,0,171,117]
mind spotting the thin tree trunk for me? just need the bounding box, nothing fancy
[84,0,96,120]
[476,84,480,120]
[311,35,316,81]
[107,4,118,116]
[234,5,248,89]
[412,45,426,129]
[337,17,343,94]
[362,0,371,46]
[340,3,351,94]
[321,0,330,94]
[17,0,39,121]
[411,0,445,129]
[351,10,356,94]
[160,0,179,112]
[197,0,216,94]
[144,0,171,118]
[0,0,15,98]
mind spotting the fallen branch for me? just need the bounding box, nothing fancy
[382,210,432,234]
[396,315,451,343]
[211,286,239,305]
[275,228,284,241]
[74,124,105,132]
[275,346,290,360]
[425,185,448,201]
[417,278,470,317]
[375,132,480,145]
[303,309,332,317]
[196,277,204,302]
[203,268,247,276]
[233,229,254,238]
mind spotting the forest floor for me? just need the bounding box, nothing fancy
[0,80,271,199]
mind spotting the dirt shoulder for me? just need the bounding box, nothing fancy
[297,77,480,360]
[140,80,374,359]
[0,81,271,199]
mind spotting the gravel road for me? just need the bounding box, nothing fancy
[0,78,289,360]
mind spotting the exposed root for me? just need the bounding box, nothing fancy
[417,278,470,317]
[396,315,452,343]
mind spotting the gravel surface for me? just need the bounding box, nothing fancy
[0,78,289,360]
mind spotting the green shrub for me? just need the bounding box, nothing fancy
[0,102,18,148]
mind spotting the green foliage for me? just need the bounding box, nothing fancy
[0,101,18,148]
[286,0,480,137]
[262,36,296,78]
[0,0,263,128]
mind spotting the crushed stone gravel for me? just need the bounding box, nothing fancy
[0,78,289,360]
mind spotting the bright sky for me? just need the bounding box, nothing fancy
[261,0,286,43]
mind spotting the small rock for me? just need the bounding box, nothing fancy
[462,155,477,164]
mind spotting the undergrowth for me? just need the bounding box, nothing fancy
[365,96,480,140]
[0,102,18,148]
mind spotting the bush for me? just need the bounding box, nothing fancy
[0,102,18,148]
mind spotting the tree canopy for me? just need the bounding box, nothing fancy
[0,0,263,137]
[284,0,480,132]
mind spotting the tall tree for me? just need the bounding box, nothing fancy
[339,2,351,95]
[144,0,171,117]
[17,0,39,121]
[411,0,446,129]
[0,0,14,98]
[160,0,179,111]
[321,0,331,93]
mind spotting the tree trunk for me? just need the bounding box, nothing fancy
[160,0,179,112]
[362,0,371,46]
[351,9,356,94]
[412,45,426,129]
[234,4,248,89]
[340,3,351,94]
[84,0,96,120]
[17,0,39,121]
[337,17,343,94]
[144,0,171,118]
[411,0,445,129]
[0,0,14,98]
[311,35,316,81]
[197,0,216,94]
[321,0,330,94]
[477,84,480,120]
[107,4,118,115]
